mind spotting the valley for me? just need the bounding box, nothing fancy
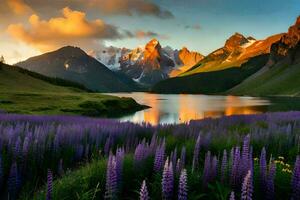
[0,2,299,199]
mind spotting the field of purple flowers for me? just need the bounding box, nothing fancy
[0,112,300,199]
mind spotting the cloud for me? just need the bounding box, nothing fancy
[7,7,130,51]
[7,0,33,15]
[3,0,174,19]
[89,0,174,19]
[185,24,201,30]
[134,30,168,39]
[0,0,33,25]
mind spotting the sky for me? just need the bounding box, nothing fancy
[0,0,299,64]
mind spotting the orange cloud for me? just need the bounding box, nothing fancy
[134,30,168,39]
[89,0,174,19]
[7,0,33,15]
[7,7,126,51]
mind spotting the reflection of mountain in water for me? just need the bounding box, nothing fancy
[106,93,271,125]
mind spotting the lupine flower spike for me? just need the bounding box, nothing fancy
[140,180,149,200]
[192,135,201,173]
[105,154,117,199]
[178,169,188,200]
[229,191,235,200]
[162,158,174,200]
[46,169,53,200]
[241,170,253,200]
[291,156,300,200]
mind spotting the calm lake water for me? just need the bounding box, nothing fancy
[105,92,300,125]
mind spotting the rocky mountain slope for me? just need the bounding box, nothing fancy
[17,46,140,92]
[229,16,300,96]
[91,39,204,86]
[182,32,282,76]
[151,16,300,95]
[119,39,175,85]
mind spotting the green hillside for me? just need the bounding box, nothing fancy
[0,63,146,116]
[228,62,300,96]
[152,54,268,94]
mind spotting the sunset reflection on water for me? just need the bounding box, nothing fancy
[106,93,271,125]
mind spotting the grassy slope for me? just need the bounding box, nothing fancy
[152,54,268,94]
[0,63,146,116]
[228,62,300,96]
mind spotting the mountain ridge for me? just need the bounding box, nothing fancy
[181,32,282,76]
[16,46,141,92]
[228,16,300,96]
[91,39,204,85]
[152,16,299,95]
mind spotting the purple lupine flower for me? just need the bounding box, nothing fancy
[46,169,53,200]
[105,154,118,199]
[116,148,124,185]
[259,148,267,191]
[211,156,218,182]
[221,149,227,183]
[265,162,276,200]
[229,191,235,200]
[192,134,201,173]
[228,147,234,178]
[8,162,18,199]
[154,142,165,172]
[149,134,157,153]
[291,156,300,200]
[178,169,187,200]
[176,159,181,175]
[14,137,22,159]
[249,146,254,177]
[162,158,174,200]
[180,146,186,168]
[202,151,211,188]
[241,170,253,200]
[241,135,250,179]
[230,147,240,188]
[135,143,144,163]
[139,180,149,200]
[22,136,30,157]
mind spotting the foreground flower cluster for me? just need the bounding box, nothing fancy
[0,112,300,199]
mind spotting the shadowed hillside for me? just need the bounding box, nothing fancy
[17,46,141,92]
[152,54,269,94]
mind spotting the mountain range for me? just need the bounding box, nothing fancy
[229,16,300,96]
[13,16,300,96]
[153,16,300,95]
[91,39,204,85]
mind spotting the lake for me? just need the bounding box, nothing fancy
[106,92,300,125]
